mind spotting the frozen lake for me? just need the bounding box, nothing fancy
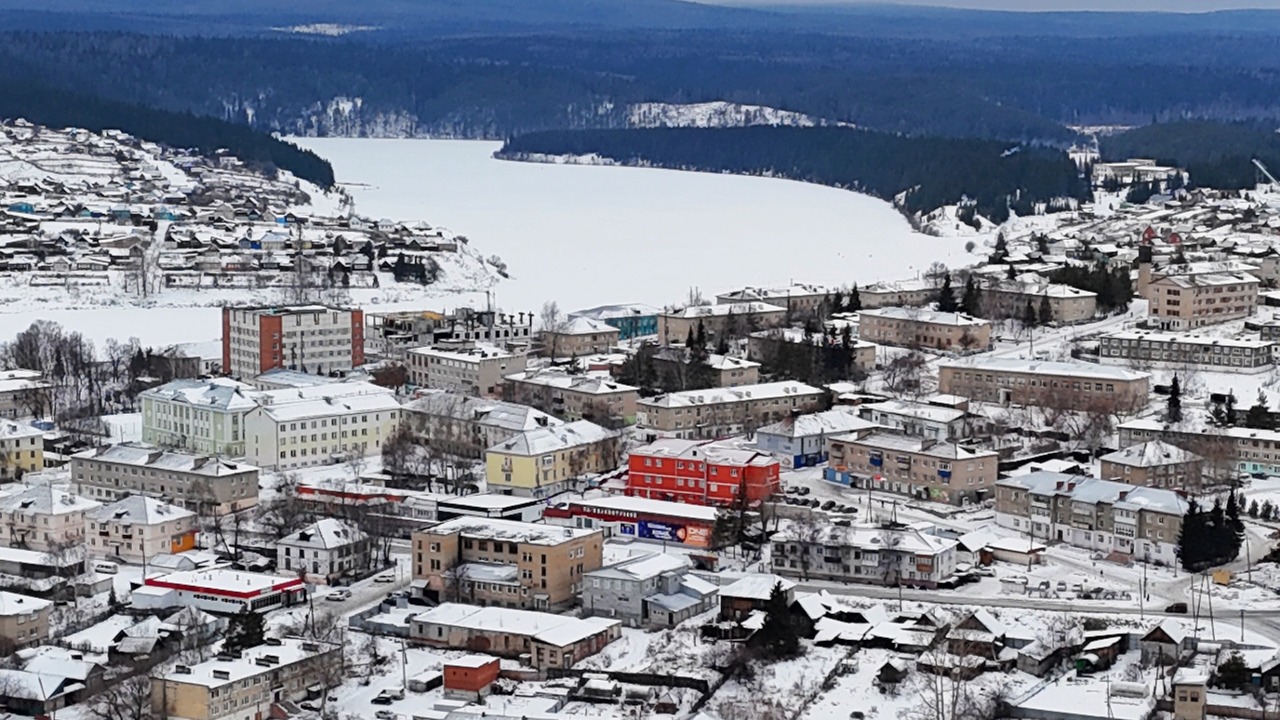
[0,138,975,348]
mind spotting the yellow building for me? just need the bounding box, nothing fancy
[0,420,43,480]
[484,420,620,498]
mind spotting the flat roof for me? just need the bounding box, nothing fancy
[144,567,304,599]
[939,357,1150,382]
[416,604,620,648]
[158,638,337,688]
[569,495,719,523]
[424,517,598,545]
[438,494,542,511]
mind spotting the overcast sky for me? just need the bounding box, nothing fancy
[703,0,1280,11]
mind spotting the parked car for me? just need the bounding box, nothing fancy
[375,712,396,720]
[326,589,353,602]
[786,487,800,495]
[973,566,995,577]
[821,500,836,511]
[1165,602,1188,614]
[371,696,392,706]
[798,487,812,496]
[378,688,406,701]
[374,574,395,583]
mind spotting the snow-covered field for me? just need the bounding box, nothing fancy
[292,138,980,316]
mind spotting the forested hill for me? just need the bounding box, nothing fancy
[0,76,334,189]
[1099,122,1280,192]
[497,127,1088,223]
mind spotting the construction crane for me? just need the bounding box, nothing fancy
[1253,158,1280,187]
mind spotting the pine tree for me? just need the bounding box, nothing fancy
[1250,499,1261,518]
[754,582,800,659]
[1246,390,1273,430]
[695,321,707,350]
[1177,498,1204,572]
[936,273,958,313]
[1263,500,1275,521]
[831,289,845,314]
[1210,497,1231,564]
[1226,491,1245,558]
[1038,295,1053,326]
[1006,264,1018,281]
[685,326,696,349]
[1022,300,1038,328]
[847,284,862,312]
[224,609,266,654]
[960,275,982,316]
[1225,391,1238,426]
[1167,375,1183,423]
[1035,234,1049,255]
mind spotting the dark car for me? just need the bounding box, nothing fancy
[798,487,812,496]
[821,500,837,511]
[1165,602,1188,614]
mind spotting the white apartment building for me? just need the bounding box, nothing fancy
[140,378,256,457]
[242,382,401,470]
[277,518,371,584]
[0,485,99,553]
[771,522,958,588]
[1145,265,1259,330]
[407,343,527,398]
[85,496,198,564]
[71,443,261,515]
[222,305,365,380]
[0,370,50,420]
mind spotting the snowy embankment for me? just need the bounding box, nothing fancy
[626,101,853,129]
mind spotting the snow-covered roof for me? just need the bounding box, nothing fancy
[0,369,48,397]
[705,353,760,371]
[402,391,562,432]
[488,419,616,456]
[859,399,966,425]
[18,647,99,682]
[0,485,99,516]
[719,574,795,601]
[408,343,522,362]
[0,669,76,701]
[939,357,1149,382]
[425,516,598,545]
[141,377,256,411]
[74,442,256,478]
[662,302,784,319]
[757,407,880,439]
[860,307,988,327]
[252,368,341,389]
[996,473,1188,515]
[0,591,51,616]
[569,303,663,321]
[505,368,637,396]
[589,552,690,582]
[834,432,997,461]
[279,518,366,550]
[157,638,337,688]
[550,316,620,336]
[252,383,400,423]
[716,283,829,302]
[861,278,937,294]
[86,495,194,525]
[640,380,821,409]
[1100,329,1272,350]
[1100,440,1201,468]
[144,567,300,595]
[415,604,620,647]
[773,521,957,556]
[567,494,720,522]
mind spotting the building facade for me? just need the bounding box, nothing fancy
[994,472,1186,565]
[0,486,99,552]
[1097,330,1273,373]
[1147,269,1259,331]
[366,308,533,359]
[484,420,621,497]
[1117,419,1280,479]
[0,370,50,421]
[503,369,638,425]
[85,496,198,563]
[401,392,562,459]
[407,344,527,398]
[715,284,830,316]
[411,517,603,611]
[0,592,50,649]
[824,432,999,505]
[241,382,401,470]
[582,552,717,628]
[568,304,662,340]
[857,400,975,442]
[858,279,938,309]
[0,420,44,480]
[543,495,719,549]
[71,442,260,515]
[1099,440,1204,491]
[409,604,620,670]
[937,359,1151,413]
[858,308,991,353]
[540,317,621,357]
[152,639,341,720]
[636,381,825,440]
[277,519,371,584]
[771,522,959,588]
[980,280,1098,325]
[222,305,365,379]
[755,407,879,469]
[657,302,787,346]
[140,378,256,457]
[625,438,781,507]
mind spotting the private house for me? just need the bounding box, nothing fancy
[84,496,198,564]
[718,574,795,622]
[1141,621,1194,664]
[484,420,621,497]
[276,518,371,585]
[582,552,718,628]
[946,610,1007,660]
[410,604,621,670]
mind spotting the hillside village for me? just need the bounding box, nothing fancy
[4,125,1280,720]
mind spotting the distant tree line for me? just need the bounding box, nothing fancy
[499,127,1089,222]
[0,78,334,188]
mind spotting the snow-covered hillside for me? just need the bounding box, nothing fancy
[626,101,850,129]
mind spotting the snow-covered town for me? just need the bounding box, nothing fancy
[4,122,1280,720]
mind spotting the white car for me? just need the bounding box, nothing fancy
[375,711,397,720]
[374,574,395,584]
[325,589,352,602]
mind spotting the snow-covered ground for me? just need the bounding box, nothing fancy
[293,138,981,316]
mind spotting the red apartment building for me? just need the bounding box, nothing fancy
[222,305,365,379]
[626,438,780,507]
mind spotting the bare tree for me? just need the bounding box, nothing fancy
[884,351,929,398]
[85,674,154,720]
[540,301,567,358]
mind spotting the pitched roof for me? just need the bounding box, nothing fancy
[280,518,366,549]
[488,420,616,456]
[86,495,194,525]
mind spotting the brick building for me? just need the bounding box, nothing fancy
[937,359,1150,413]
[221,305,364,379]
[626,438,781,507]
[858,308,991,353]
